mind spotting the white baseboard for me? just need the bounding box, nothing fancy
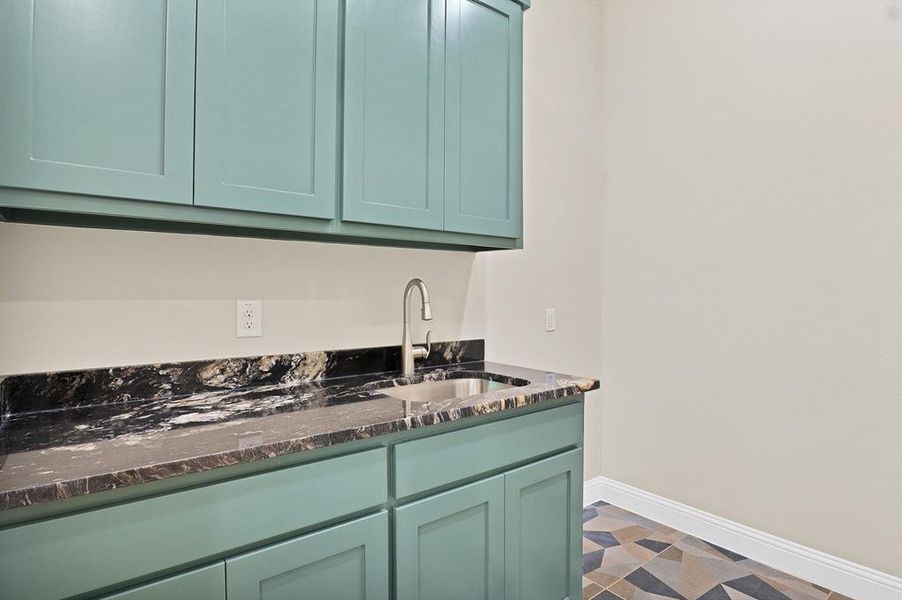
[584,476,902,600]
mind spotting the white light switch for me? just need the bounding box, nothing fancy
[236,300,263,338]
[545,308,556,332]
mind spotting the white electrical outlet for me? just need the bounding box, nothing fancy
[545,308,556,332]
[236,300,263,338]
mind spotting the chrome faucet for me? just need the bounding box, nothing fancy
[401,278,432,376]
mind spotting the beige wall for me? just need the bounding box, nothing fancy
[0,224,485,373]
[595,0,901,577]
[483,0,901,578]
[479,0,605,480]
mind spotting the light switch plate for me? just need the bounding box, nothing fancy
[236,300,262,338]
[545,308,556,332]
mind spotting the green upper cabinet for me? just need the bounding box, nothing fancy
[395,476,505,600]
[194,0,339,218]
[445,0,523,238]
[343,0,523,238]
[0,0,195,205]
[225,512,389,600]
[342,0,446,230]
[0,0,526,249]
[504,450,583,600]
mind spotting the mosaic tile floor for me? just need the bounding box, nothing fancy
[582,501,855,600]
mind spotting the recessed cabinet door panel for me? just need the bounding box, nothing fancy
[395,476,504,600]
[99,563,225,600]
[225,512,389,600]
[445,0,523,238]
[342,0,445,230]
[0,0,195,204]
[195,0,338,218]
[504,450,583,600]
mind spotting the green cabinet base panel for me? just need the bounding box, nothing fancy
[0,398,582,600]
[0,192,520,252]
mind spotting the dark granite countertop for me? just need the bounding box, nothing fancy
[0,340,598,511]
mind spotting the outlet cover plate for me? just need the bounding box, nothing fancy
[236,300,262,338]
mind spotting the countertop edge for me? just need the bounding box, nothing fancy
[0,379,598,512]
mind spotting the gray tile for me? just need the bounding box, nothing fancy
[625,567,687,600]
[584,549,606,574]
[585,530,622,548]
[698,584,734,600]
[724,575,793,600]
[635,538,671,554]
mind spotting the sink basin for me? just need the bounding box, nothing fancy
[381,377,516,403]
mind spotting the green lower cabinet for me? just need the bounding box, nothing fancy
[225,511,389,600]
[0,402,582,600]
[98,563,225,600]
[395,476,505,600]
[504,450,584,600]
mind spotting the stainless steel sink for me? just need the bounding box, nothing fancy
[381,377,515,403]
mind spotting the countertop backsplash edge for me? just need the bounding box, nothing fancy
[1,339,485,415]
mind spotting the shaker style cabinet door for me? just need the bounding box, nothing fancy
[225,512,389,600]
[504,450,584,600]
[0,0,195,204]
[395,476,504,600]
[444,0,523,238]
[194,0,339,218]
[342,0,445,230]
[99,563,226,600]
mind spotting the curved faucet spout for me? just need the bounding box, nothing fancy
[404,278,432,322]
[402,278,433,376]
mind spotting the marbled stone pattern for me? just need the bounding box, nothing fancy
[0,339,485,413]
[0,341,598,511]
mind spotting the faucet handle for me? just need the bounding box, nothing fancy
[412,330,432,361]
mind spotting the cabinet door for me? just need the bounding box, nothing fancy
[99,563,225,600]
[0,0,195,204]
[445,0,523,238]
[395,476,504,600]
[505,450,583,600]
[342,0,445,230]
[225,511,389,600]
[195,0,338,218]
